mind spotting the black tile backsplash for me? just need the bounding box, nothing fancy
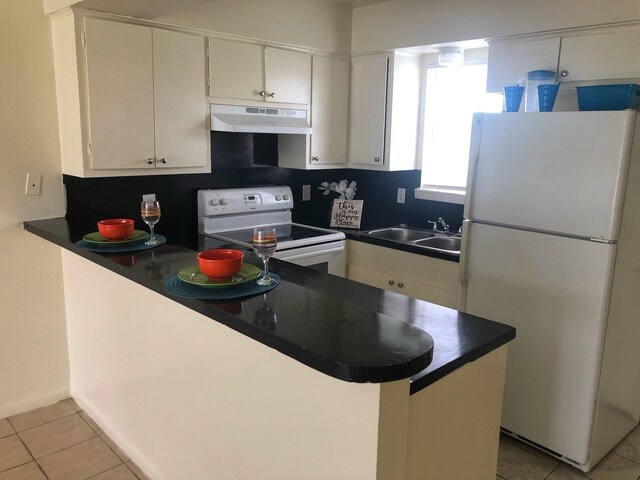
[64,167,463,243]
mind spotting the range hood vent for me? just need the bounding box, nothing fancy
[210,104,311,134]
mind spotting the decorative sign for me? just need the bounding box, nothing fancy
[330,199,363,229]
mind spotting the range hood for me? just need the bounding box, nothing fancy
[210,104,311,134]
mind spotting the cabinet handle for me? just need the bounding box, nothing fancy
[312,156,320,162]
[374,157,381,163]
[397,282,404,288]
[146,158,154,165]
[159,157,168,164]
[268,92,276,98]
[388,280,395,286]
[560,70,569,77]
[259,90,266,97]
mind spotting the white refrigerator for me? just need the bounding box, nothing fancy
[458,111,640,472]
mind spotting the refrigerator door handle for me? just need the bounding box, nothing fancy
[463,113,484,220]
[456,219,472,311]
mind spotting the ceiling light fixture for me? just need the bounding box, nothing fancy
[438,46,464,67]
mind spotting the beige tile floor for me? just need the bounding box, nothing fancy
[4,399,640,480]
[0,399,149,480]
[497,426,640,480]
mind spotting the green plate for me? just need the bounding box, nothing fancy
[83,230,149,245]
[178,264,261,289]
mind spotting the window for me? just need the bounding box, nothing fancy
[416,63,502,203]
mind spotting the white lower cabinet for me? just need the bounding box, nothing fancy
[51,13,209,177]
[346,240,458,308]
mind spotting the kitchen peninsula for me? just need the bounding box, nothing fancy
[25,218,514,480]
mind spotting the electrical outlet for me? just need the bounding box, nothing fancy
[302,185,311,201]
[142,193,156,201]
[25,173,42,196]
[397,187,406,204]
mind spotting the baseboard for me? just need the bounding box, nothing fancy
[72,394,166,480]
[0,387,70,420]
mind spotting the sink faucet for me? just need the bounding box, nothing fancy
[428,217,450,232]
[437,217,450,232]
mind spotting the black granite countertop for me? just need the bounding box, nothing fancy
[24,218,514,394]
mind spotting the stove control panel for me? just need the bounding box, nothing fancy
[198,186,294,217]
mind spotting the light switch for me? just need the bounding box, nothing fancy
[302,185,311,201]
[397,188,406,204]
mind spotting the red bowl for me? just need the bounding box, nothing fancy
[197,249,244,279]
[97,218,135,241]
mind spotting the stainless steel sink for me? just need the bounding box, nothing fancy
[414,236,461,253]
[365,227,435,242]
[359,226,461,255]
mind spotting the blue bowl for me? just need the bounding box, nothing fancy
[576,84,640,111]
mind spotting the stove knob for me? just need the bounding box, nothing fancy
[275,195,282,201]
[219,198,228,205]
[209,199,219,206]
[283,194,290,201]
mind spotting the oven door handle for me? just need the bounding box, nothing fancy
[277,245,344,261]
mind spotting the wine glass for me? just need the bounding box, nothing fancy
[253,294,277,330]
[252,227,277,285]
[140,200,161,245]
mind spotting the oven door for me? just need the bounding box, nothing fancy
[274,241,345,277]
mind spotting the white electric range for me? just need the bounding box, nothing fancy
[197,186,346,276]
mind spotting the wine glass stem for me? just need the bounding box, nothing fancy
[149,225,155,240]
[263,258,270,279]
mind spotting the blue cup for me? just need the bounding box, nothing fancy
[504,85,525,112]
[538,84,560,112]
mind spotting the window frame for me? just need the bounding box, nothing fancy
[415,54,497,204]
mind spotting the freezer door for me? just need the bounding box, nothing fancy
[460,222,616,464]
[466,111,636,241]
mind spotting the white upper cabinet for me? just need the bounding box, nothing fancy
[265,47,311,105]
[559,28,640,82]
[209,39,264,101]
[84,19,207,171]
[487,25,640,93]
[348,52,420,171]
[278,55,349,170]
[209,39,311,106]
[51,13,209,177]
[349,54,388,167]
[487,37,560,92]
[84,18,156,170]
[310,55,348,166]
[152,28,208,169]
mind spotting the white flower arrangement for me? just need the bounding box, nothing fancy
[318,180,357,200]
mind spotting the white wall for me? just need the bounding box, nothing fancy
[352,0,640,53]
[0,0,69,418]
[148,0,352,54]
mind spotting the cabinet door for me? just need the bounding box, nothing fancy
[349,54,388,166]
[395,278,457,309]
[84,18,155,169]
[310,56,348,166]
[153,29,207,168]
[486,37,560,93]
[348,264,396,291]
[559,29,640,82]
[209,39,264,101]
[265,47,311,104]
